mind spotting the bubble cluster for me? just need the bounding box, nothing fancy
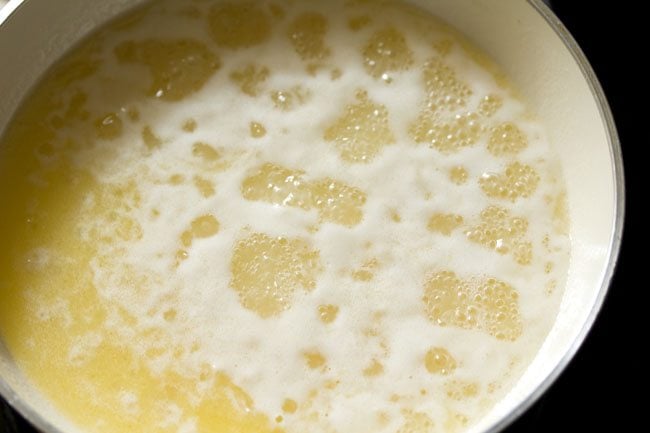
[410,111,483,153]
[427,213,463,236]
[409,56,485,151]
[241,163,366,226]
[465,206,532,265]
[230,233,321,318]
[287,12,331,61]
[477,94,503,118]
[479,161,540,201]
[207,2,271,49]
[312,179,369,226]
[363,27,414,81]
[324,90,395,162]
[397,411,435,433]
[421,58,472,111]
[242,163,311,209]
[423,270,522,341]
[114,39,220,101]
[230,64,270,97]
[445,380,479,401]
[443,412,470,433]
[424,347,457,375]
[487,122,528,156]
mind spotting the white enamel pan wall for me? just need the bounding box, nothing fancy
[0,1,624,432]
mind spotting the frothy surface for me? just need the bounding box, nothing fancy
[0,1,570,432]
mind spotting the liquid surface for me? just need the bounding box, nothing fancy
[0,1,570,433]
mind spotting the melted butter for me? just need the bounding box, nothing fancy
[445,380,479,401]
[250,121,267,138]
[317,304,339,324]
[422,271,523,341]
[0,0,570,432]
[142,125,163,150]
[421,57,472,111]
[270,86,310,111]
[410,111,483,153]
[114,39,220,101]
[230,233,321,317]
[479,161,540,201]
[348,15,371,31]
[424,347,457,375]
[397,411,435,433]
[287,12,331,61]
[448,166,468,185]
[207,2,272,49]
[95,112,123,140]
[282,399,298,414]
[363,27,414,81]
[230,64,271,97]
[362,359,384,377]
[487,122,528,156]
[0,147,278,433]
[465,206,533,265]
[443,412,469,433]
[427,213,463,236]
[182,119,197,132]
[409,57,485,151]
[324,90,395,162]
[192,142,221,165]
[241,163,366,226]
[180,214,220,248]
[478,94,503,117]
[352,258,379,281]
[304,351,327,370]
[193,176,215,197]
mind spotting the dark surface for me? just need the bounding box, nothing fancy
[1,2,639,432]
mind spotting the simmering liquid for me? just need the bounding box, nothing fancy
[0,1,570,432]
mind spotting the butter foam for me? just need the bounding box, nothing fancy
[0,1,570,432]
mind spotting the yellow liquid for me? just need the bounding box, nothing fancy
[0,1,569,432]
[0,88,281,433]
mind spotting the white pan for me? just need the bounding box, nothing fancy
[0,1,624,432]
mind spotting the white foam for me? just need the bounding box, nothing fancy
[33,0,570,431]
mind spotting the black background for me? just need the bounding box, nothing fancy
[505,2,639,431]
[1,1,639,432]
